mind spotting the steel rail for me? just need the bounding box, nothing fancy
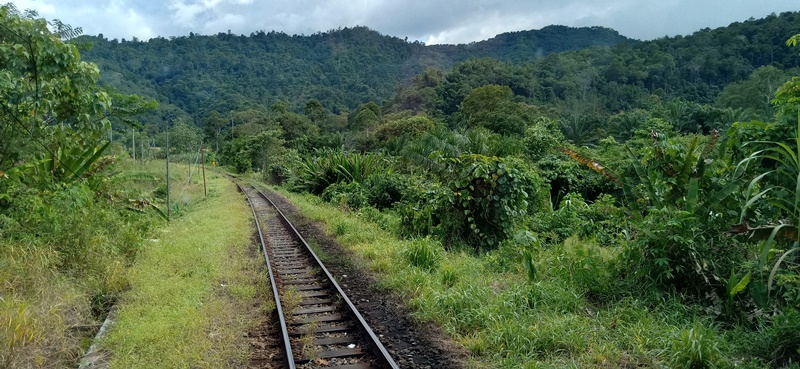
[253,186,399,369]
[237,184,296,369]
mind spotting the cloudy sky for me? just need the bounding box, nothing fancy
[10,0,800,44]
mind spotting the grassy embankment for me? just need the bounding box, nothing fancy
[0,157,206,368]
[104,168,270,368]
[270,186,766,369]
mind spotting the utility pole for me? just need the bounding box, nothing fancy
[166,124,171,221]
[200,142,207,197]
[132,130,136,161]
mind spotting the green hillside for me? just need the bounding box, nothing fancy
[77,25,630,127]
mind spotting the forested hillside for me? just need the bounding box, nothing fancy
[78,25,630,127]
[78,12,800,133]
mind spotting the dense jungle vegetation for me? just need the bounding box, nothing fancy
[3,2,800,367]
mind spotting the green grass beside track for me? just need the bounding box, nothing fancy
[105,173,266,368]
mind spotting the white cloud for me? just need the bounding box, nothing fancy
[202,13,246,33]
[7,0,800,43]
[170,1,206,27]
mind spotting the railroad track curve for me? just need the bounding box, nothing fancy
[238,182,399,369]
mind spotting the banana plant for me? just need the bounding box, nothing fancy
[735,92,800,297]
[4,141,111,185]
[560,130,741,218]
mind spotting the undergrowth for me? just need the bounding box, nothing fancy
[273,186,778,369]
[0,159,207,368]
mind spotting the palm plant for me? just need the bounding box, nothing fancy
[291,148,387,195]
[559,114,597,147]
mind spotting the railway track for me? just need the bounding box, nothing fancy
[238,183,399,369]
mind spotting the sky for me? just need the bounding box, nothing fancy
[9,0,800,45]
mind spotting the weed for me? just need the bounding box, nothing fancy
[404,238,441,270]
[282,287,302,314]
[666,320,725,369]
[0,297,36,368]
[298,321,319,361]
[333,221,349,236]
[440,266,458,287]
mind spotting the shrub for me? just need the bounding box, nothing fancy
[623,208,741,293]
[363,172,407,209]
[400,155,546,250]
[288,149,387,195]
[321,182,368,210]
[530,193,588,245]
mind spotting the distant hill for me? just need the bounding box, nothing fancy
[78,25,631,126]
[79,11,800,130]
[432,25,632,63]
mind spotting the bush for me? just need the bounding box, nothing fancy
[321,182,368,210]
[363,172,407,209]
[400,155,546,250]
[622,208,741,293]
[287,149,387,195]
[530,193,627,246]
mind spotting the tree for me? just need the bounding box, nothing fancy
[459,84,528,136]
[717,66,789,118]
[304,99,328,125]
[0,5,112,169]
[203,110,228,151]
[158,121,200,154]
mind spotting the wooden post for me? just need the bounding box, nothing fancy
[200,142,207,197]
[166,125,171,220]
[131,130,135,161]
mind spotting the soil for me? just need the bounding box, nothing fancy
[265,189,468,369]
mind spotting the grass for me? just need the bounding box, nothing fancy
[271,187,771,368]
[104,170,265,368]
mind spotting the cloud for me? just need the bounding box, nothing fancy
[202,13,247,33]
[170,1,206,28]
[8,0,800,44]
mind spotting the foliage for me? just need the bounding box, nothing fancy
[531,193,626,246]
[362,172,408,210]
[374,115,435,142]
[751,308,800,365]
[735,76,800,307]
[623,208,728,291]
[400,154,545,249]
[288,149,388,195]
[321,181,368,210]
[457,84,530,136]
[0,6,115,171]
